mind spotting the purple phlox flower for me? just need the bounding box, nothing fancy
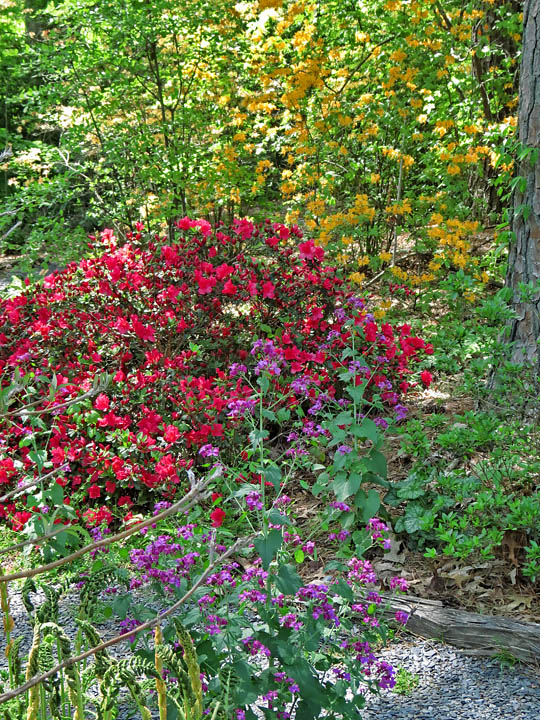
[291,375,311,396]
[376,379,392,391]
[283,532,302,546]
[328,529,350,542]
[367,517,389,536]
[199,444,220,458]
[239,589,267,604]
[348,360,371,375]
[153,500,171,515]
[285,445,309,458]
[376,660,396,689]
[235,711,246,720]
[207,562,240,587]
[205,614,228,635]
[382,390,399,406]
[394,403,408,421]
[334,308,347,322]
[241,636,271,658]
[330,500,351,512]
[308,393,329,416]
[286,430,299,442]
[198,594,217,608]
[366,590,382,604]
[374,417,389,430]
[241,563,268,587]
[346,295,365,310]
[337,444,353,455]
[246,491,263,511]
[394,610,409,625]
[262,689,278,708]
[255,358,282,376]
[119,617,139,643]
[390,576,409,592]
[302,420,326,438]
[279,613,303,631]
[337,398,350,407]
[302,540,315,555]
[229,363,247,377]
[177,523,196,540]
[347,557,377,585]
[332,667,351,681]
[227,397,257,418]
[274,494,292,506]
[326,329,340,341]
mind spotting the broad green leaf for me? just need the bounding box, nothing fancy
[254,529,283,570]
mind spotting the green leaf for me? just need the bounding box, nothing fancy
[264,464,281,492]
[274,564,303,594]
[333,471,362,501]
[266,508,292,526]
[402,503,427,534]
[49,482,64,507]
[364,449,387,479]
[350,418,379,443]
[254,529,283,570]
[294,548,305,563]
[28,449,47,472]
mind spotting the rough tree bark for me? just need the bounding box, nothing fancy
[505,0,540,374]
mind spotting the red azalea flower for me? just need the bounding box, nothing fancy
[88,485,101,499]
[222,279,238,296]
[262,281,276,299]
[94,393,110,411]
[210,507,226,527]
[163,424,181,443]
[420,370,433,387]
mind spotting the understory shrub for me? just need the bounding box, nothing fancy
[0,217,432,533]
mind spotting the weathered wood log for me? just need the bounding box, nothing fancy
[381,594,540,664]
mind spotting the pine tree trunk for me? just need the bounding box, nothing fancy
[505,0,540,373]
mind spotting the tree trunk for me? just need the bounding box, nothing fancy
[505,0,540,374]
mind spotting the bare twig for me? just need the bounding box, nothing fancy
[0,479,210,583]
[0,525,66,556]
[0,466,65,504]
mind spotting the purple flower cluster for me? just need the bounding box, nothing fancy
[279,613,303,630]
[296,584,340,627]
[205,614,228,635]
[347,557,377,585]
[330,501,350,512]
[251,338,284,376]
[129,535,200,590]
[246,491,263,511]
[199,444,220,458]
[227,397,257,418]
[229,363,247,377]
[241,636,271,657]
[328,529,350,542]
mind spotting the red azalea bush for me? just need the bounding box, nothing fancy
[0,218,431,530]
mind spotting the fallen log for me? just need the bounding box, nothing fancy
[381,594,540,664]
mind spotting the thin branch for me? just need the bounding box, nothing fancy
[0,466,65,504]
[0,479,209,583]
[0,525,66,555]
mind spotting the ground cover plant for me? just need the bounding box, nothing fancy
[0,218,430,718]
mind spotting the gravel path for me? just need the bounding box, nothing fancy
[2,584,539,719]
